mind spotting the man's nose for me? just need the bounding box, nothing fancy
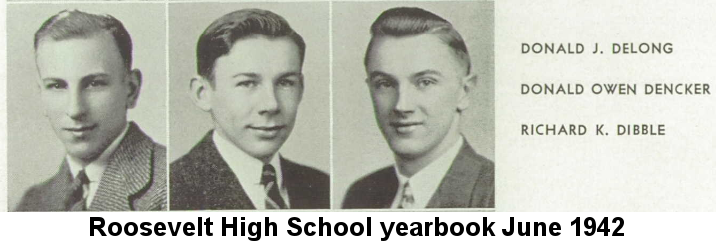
[257,84,280,115]
[393,83,416,115]
[65,89,87,120]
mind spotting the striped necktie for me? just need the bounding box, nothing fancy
[66,169,89,211]
[260,164,287,209]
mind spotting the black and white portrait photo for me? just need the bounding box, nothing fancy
[333,1,495,209]
[168,3,330,210]
[6,4,168,211]
[5,0,492,212]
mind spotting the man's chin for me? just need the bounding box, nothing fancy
[388,139,429,159]
[64,143,103,162]
[66,152,103,163]
[240,143,282,161]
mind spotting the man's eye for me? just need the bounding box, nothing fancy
[87,80,107,88]
[417,78,437,87]
[277,79,297,87]
[374,79,395,89]
[236,80,257,88]
[46,82,66,90]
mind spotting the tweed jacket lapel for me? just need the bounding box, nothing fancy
[89,123,154,211]
[44,160,75,211]
[426,142,490,208]
[196,132,255,210]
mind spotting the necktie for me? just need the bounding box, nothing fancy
[260,164,287,209]
[398,181,415,209]
[66,169,90,211]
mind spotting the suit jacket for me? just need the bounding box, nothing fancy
[170,131,329,210]
[342,142,494,209]
[15,122,167,211]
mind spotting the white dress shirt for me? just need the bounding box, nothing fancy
[390,137,465,209]
[212,131,290,209]
[67,122,130,208]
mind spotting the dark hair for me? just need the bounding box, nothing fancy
[34,10,133,70]
[364,7,471,74]
[196,8,306,82]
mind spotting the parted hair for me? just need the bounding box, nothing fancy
[196,8,306,82]
[34,10,133,70]
[364,7,471,74]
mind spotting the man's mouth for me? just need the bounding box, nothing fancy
[248,125,286,139]
[248,125,286,131]
[63,124,97,136]
[389,121,423,134]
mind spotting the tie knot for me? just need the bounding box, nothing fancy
[403,182,414,199]
[399,181,415,209]
[260,164,277,186]
[75,169,90,186]
[66,169,89,211]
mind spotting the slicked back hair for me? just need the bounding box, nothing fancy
[364,7,471,75]
[196,8,306,83]
[34,10,133,71]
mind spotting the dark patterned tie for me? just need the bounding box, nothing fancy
[260,164,287,209]
[66,169,90,211]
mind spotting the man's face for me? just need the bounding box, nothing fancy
[35,32,134,162]
[207,36,303,161]
[366,34,468,160]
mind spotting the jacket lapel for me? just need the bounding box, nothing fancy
[342,166,397,209]
[281,158,319,209]
[280,158,301,208]
[426,142,484,208]
[362,167,399,208]
[375,167,399,208]
[89,122,153,211]
[195,132,255,210]
[45,160,75,211]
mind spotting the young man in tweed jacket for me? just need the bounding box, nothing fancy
[15,10,166,211]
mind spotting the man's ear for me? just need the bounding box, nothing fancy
[457,73,477,113]
[126,69,142,109]
[190,76,212,112]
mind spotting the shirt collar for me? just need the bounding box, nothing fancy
[393,136,465,208]
[67,122,130,183]
[212,131,283,189]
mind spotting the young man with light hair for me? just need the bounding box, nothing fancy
[343,7,494,209]
[17,10,166,211]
